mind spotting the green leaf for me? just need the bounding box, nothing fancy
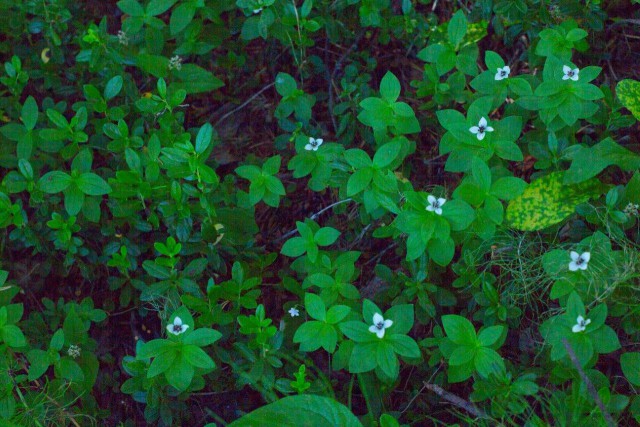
[76,173,112,195]
[104,76,123,100]
[63,306,86,345]
[275,73,297,97]
[138,339,172,359]
[21,96,38,131]
[146,0,177,16]
[448,10,467,46]
[27,349,51,380]
[165,357,194,391]
[474,347,505,378]
[326,305,351,324]
[387,334,420,358]
[170,3,197,35]
[384,304,414,335]
[183,328,222,346]
[135,54,169,78]
[173,64,224,94]
[148,349,177,377]
[347,168,373,196]
[379,72,401,103]
[314,227,340,246]
[227,395,363,427]
[56,358,84,382]
[376,341,399,379]
[442,315,477,346]
[183,345,216,369]
[195,123,213,154]
[281,237,307,258]
[340,321,376,343]
[506,171,602,231]
[117,0,144,16]
[305,293,326,321]
[564,138,640,184]
[621,353,640,386]
[617,79,640,120]
[477,325,504,347]
[38,171,72,193]
[1,325,26,347]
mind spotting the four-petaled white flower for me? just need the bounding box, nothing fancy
[495,66,511,81]
[368,313,393,339]
[562,65,579,81]
[166,316,189,335]
[469,117,494,141]
[426,195,446,215]
[572,315,591,333]
[288,307,300,317]
[305,137,323,151]
[569,251,590,271]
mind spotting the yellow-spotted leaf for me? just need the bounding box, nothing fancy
[506,172,602,231]
[616,79,640,120]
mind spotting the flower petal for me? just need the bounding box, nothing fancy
[427,195,436,204]
[182,325,189,332]
[373,313,384,325]
[167,324,174,334]
[376,328,385,339]
[383,319,393,328]
[581,252,590,263]
[426,205,435,212]
[503,66,511,74]
[479,117,487,127]
[562,75,570,80]
[584,319,591,325]
[485,126,494,132]
[568,262,579,271]
[563,65,571,74]
[438,198,447,206]
[572,324,583,333]
[369,325,379,334]
[577,315,584,323]
[476,132,486,141]
[570,251,580,261]
[579,263,588,271]
[571,74,579,81]
[435,207,443,215]
[304,144,313,151]
[316,139,323,145]
[469,126,479,134]
[495,71,504,81]
[174,317,183,326]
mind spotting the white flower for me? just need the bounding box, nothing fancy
[288,307,300,317]
[572,315,591,333]
[305,137,323,151]
[168,55,183,71]
[368,313,393,339]
[495,66,510,81]
[469,117,494,141]
[426,195,446,215]
[67,344,81,359]
[117,30,129,46]
[166,316,189,335]
[562,65,579,81]
[253,7,262,13]
[569,251,590,271]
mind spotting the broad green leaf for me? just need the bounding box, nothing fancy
[506,172,602,231]
[228,395,363,427]
[564,138,640,184]
[314,227,340,246]
[38,171,72,193]
[380,72,401,103]
[183,345,216,369]
[173,64,224,94]
[621,353,640,386]
[305,293,326,321]
[76,173,112,195]
[441,315,477,346]
[21,96,38,130]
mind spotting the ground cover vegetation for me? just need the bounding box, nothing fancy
[0,0,639,425]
